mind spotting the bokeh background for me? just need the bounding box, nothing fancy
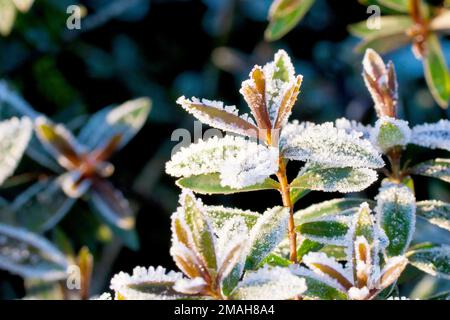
[0,0,449,299]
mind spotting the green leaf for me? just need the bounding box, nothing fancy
[297,239,323,261]
[292,267,347,300]
[12,0,34,12]
[427,291,450,300]
[424,33,450,108]
[320,245,347,261]
[411,158,450,183]
[0,117,32,186]
[348,15,412,38]
[265,0,316,41]
[259,253,292,268]
[297,221,349,244]
[0,223,68,280]
[377,183,416,256]
[294,198,372,225]
[181,191,217,271]
[0,0,17,36]
[245,207,290,270]
[176,174,279,195]
[407,244,450,279]
[290,188,310,205]
[377,0,410,12]
[355,32,411,54]
[11,178,75,232]
[290,164,378,193]
[416,200,450,232]
[78,98,151,150]
[204,206,260,231]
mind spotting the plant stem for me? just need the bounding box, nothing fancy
[276,157,297,263]
[387,147,403,182]
[409,0,423,25]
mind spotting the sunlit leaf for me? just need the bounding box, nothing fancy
[376,182,416,256]
[411,120,450,151]
[265,0,316,41]
[407,244,450,279]
[294,198,371,225]
[78,98,151,150]
[355,32,411,54]
[12,0,34,12]
[176,174,279,195]
[423,34,450,108]
[180,191,217,271]
[411,158,450,183]
[0,223,68,280]
[231,266,307,300]
[377,0,410,12]
[416,200,450,231]
[290,164,378,193]
[0,0,16,36]
[204,205,260,231]
[245,207,289,270]
[0,117,32,186]
[430,10,450,33]
[348,15,412,38]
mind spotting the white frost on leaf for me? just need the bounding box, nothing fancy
[166,135,278,188]
[335,118,372,139]
[219,145,278,188]
[410,119,450,151]
[348,286,370,300]
[232,266,307,300]
[110,266,183,300]
[0,117,32,185]
[173,277,207,295]
[370,117,411,153]
[281,121,384,169]
[262,50,297,124]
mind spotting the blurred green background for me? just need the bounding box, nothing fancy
[0,0,448,299]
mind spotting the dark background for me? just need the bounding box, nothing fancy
[0,0,448,299]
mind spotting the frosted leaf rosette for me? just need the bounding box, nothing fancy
[167,50,384,192]
[293,201,409,300]
[107,190,307,300]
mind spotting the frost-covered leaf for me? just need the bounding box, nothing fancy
[10,178,75,232]
[411,120,450,151]
[265,0,315,41]
[411,158,450,183]
[416,200,450,231]
[362,49,398,118]
[297,220,350,245]
[291,266,348,300]
[376,182,416,256]
[281,121,384,169]
[294,198,371,225]
[0,223,68,280]
[110,266,187,300]
[297,239,323,261]
[167,136,279,189]
[204,206,260,231]
[0,0,16,36]
[407,244,450,279]
[370,117,411,152]
[335,118,372,139]
[290,164,378,193]
[78,98,151,150]
[179,191,217,271]
[423,34,450,109]
[176,174,279,195]
[89,179,135,231]
[260,50,299,125]
[176,96,258,138]
[302,252,353,291]
[231,266,307,300]
[0,117,32,186]
[245,207,289,270]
